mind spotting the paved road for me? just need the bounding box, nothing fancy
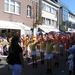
[0,54,69,75]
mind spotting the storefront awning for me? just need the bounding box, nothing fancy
[0,20,31,36]
[0,20,21,30]
[39,27,50,33]
[38,25,59,33]
[12,22,31,30]
[0,20,31,30]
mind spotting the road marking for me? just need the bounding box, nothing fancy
[27,59,41,65]
[2,56,7,57]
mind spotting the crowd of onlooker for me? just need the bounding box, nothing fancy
[0,36,9,55]
[1,31,75,75]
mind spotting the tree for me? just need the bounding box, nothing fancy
[31,0,42,36]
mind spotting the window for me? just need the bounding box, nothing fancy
[28,0,33,2]
[42,17,45,24]
[10,0,15,13]
[52,20,54,26]
[46,5,51,12]
[46,18,51,25]
[54,9,57,15]
[42,3,46,11]
[15,2,20,14]
[4,0,20,14]
[54,21,57,27]
[52,20,57,27]
[51,8,54,14]
[51,8,57,15]
[62,7,68,21]
[27,5,31,17]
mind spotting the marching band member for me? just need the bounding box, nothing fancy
[25,36,30,61]
[39,34,46,64]
[30,36,38,68]
[45,34,59,74]
[54,34,61,67]
[65,35,70,61]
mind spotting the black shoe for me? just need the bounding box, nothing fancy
[27,58,30,61]
[54,62,59,67]
[65,58,68,62]
[47,68,49,73]
[32,63,37,68]
[54,62,57,67]
[60,53,63,56]
[41,60,44,64]
[35,63,37,68]
[47,68,52,73]
[32,63,35,68]
[25,58,30,61]
[56,63,59,67]
[49,69,52,73]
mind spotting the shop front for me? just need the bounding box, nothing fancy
[38,25,59,33]
[0,20,32,37]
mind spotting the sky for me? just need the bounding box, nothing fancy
[61,0,75,14]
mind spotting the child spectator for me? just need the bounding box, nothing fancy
[66,54,74,75]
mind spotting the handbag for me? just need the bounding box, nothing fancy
[6,52,16,65]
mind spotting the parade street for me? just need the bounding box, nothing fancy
[0,0,75,75]
[0,53,69,75]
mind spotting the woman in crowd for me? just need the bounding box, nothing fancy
[30,36,38,68]
[25,35,31,61]
[7,35,25,75]
[39,34,46,64]
[59,35,65,56]
[45,34,59,74]
[69,34,74,48]
[65,35,70,61]
[54,34,61,67]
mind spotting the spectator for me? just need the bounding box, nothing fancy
[7,35,25,75]
[3,45,8,55]
[66,54,74,75]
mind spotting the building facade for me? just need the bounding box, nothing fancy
[68,11,75,31]
[0,0,33,27]
[57,0,69,31]
[57,0,75,31]
[0,0,35,36]
[0,0,75,36]
[38,0,60,33]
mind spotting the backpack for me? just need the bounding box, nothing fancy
[6,52,16,65]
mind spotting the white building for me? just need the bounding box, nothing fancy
[38,0,60,33]
[68,11,75,31]
[68,12,75,23]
